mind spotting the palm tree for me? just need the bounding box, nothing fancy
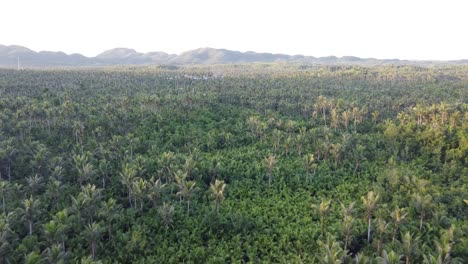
[17,196,41,236]
[340,201,355,252]
[401,232,419,264]
[72,120,85,145]
[80,184,102,222]
[271,129,282,153]
[312,199,331,238]
[390,207,408,242]
[176,181,196,215]
[354,253,370,264]
[42,243,70,264]
[352,107,361,131]
[374,217,389,257]
[72,153,94,187]
[98,198,121,239]
[71,193,88,227]
[159,152,175,183]
[434,226,456,263]
[0,217,13,263]
[131,178,147,210]
[285,120,296,136]
[83,222,102,260]
[341,110,351,130]
[331,109,340,131]
[304,154,316,184]
[317,96,328,126]
[119,164,137,207]
[317,233,344,264]
[414,104,423,125]
[295,134,304,157]
[372,111,380,125]
[412,193,432,232]
[97,159,111,189]
[52,209,70,249]
[24,251,42,264]
[376,250,403,264]
[438,102,448,125]
[158,202,175,228]
[45,179,64,211]
[78,163,95,188]
[361,191,380,243]
[0,181,8,213]
[353,144,365,173]
[284,136,292,156]
[247,116,260,137]
[3,138,16,182]
[26,174,44,195]
[210,179,226,215]
[330,143,341,169]
[184,155,197,180]
[146,177,165,208]
[263,154,277,186]
[43,220,65,247]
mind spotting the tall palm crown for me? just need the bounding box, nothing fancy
[210,179,226,215]
[361,191,379,243]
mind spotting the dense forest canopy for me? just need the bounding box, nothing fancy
[0,64,466,263]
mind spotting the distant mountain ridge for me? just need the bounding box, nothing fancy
[1,44,467,68]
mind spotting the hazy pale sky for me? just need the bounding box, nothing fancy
[1,0,467,60]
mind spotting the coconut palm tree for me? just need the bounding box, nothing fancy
[374,217,389,257]
[119,164,137,207]
[26,174,44,195]
[43,220,65,247]
[83,222,102,260]
[72,153,94,187]
[317,96,328,126]
[17,196,41,236]
[176,180,197,215]
[355,253,370,264]
[271,129,282,153]
[414,104,424,125]
[317,233,344,264]
[158,202,175,228]
[42,243,70,264]
[304,154,316,184]
[0,181,9,213]
[372,111,380,125]
[146,177,165,208]
[295,134,305,157]
[390,207,408,242]
[376,250,403,264]
[340,201,355,252]
[433,226,456,264]
[341,110,351,130]
[0,217,13,263]
[412,193,432,232]
[131,178,147,210]
[80,184,102,222]
[210,179,226,215]
[45,179,63,210]
[98,198,121,239]
[401,232,419,264]
[361,191,379,243]
[2,138,16,182]
[312,199,331,238]
[331,109,340,131]
[264,154,277,187]
[24,251,42,264]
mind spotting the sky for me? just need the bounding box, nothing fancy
[1,0,467,60]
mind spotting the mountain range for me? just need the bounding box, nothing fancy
[1,44,467,68]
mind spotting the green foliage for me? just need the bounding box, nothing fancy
[0,65,466,262]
